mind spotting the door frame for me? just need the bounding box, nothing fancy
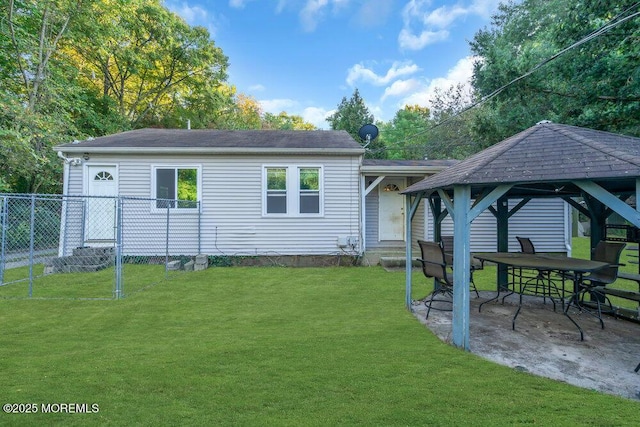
[378,177,406,241]
[83,164,118,242]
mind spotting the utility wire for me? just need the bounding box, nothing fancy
[376,3,640,156]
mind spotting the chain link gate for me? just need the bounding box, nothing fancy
[0,194,202,299]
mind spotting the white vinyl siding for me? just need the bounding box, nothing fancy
[425,198,569,253]
[65,154,361,256]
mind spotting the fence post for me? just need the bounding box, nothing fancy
[114,196,123,299]
[0,196,7,284]
[165,203,170,278]
[28,194,35,297]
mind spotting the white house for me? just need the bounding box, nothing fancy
[53,128,570,265]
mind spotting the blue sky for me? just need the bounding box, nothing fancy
[163,0,502,128]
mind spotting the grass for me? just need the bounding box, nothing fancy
[0,264,177,299]
[0,258,638,426]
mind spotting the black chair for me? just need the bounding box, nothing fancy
[570,240,626,328]
[440,235,480,298]
[515,236,564,308]
[417,240,477,319]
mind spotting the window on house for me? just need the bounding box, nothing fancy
[264,166,323,216]
[299,168,320,214]
[155,167,199,209]
[266,168,287,214]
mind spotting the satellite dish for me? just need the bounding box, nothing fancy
[358,124,378,147]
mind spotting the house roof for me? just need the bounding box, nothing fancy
[361,159,459,176]
[54,128,366,155]
[403,122,640,198]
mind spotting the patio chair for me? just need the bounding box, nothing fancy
[570,240,626,328]
[515,236,564,309]
[417,240,477,319]
[440,235,480,298]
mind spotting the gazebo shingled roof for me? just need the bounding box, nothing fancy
[403,122,640,198]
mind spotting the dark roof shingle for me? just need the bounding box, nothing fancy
[55,128,364,153]
[403,122,640,195]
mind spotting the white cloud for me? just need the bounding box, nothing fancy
[424,5,468,28]
[398,28,449,50]
[300,0,329,32]
[396,55,478,110]
[299,0,350,32]
[398,0,501,50]
[346,61,420,86]
[259,98,298,114]
[302,107,333,129]
[380,78,422,102]
[248,84,266,92]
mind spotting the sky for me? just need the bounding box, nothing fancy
[163,0,503,129]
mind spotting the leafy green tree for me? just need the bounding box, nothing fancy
[427,84,481,158]
[262,112,316,130]
[69,0,229,128]
[378,105,430,159]
[327,89,385,158]
[470,0,640,144]
[0,0,89,192]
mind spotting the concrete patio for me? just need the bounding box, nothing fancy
[412,291,640,401]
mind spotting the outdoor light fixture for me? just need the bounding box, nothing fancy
[83,153,90,161]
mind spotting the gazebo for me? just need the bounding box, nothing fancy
[402,121,640,350]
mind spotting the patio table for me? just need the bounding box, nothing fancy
[473,252,610,340]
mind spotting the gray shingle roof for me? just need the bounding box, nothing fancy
[403,122,640,195]
[55,128,365,154]
[362,159,459,167]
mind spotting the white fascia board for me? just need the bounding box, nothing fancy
[360,165,448,175]
[53,146,366,156]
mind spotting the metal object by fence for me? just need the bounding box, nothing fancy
[0,194,202,299]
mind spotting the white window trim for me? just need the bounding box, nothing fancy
[151,164,202,213]
[262,165,324,217]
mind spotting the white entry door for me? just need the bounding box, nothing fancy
[86,166,117,241]
[378,178,405,241]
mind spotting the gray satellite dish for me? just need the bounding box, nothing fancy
[358,124,378,148]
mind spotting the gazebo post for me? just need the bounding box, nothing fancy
[451,185,472,350]
[496,196,509,290]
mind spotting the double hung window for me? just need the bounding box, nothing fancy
[264,166,322,216]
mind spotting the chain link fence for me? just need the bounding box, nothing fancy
[0,194,201,299]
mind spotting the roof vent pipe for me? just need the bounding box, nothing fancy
[187,119,191,130]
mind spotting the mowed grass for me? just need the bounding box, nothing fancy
[0,262,638,426]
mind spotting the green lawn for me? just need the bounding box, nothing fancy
[0,258,638,426]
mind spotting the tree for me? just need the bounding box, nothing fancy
[262,112,316,130]
[470,0,640,144]
[0,0,90,193]
[69,0,229,128]
[326,89,385,158]
[378,105,430,159]
[427,84,480,158]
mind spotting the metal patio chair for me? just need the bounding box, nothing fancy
[570,240,626,328]
[417,240,478,319]
[515,236,564,309]
[440,235,480,298]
